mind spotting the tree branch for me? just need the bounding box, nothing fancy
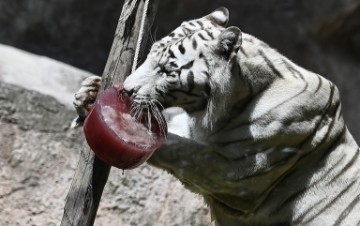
[61,0,159,225]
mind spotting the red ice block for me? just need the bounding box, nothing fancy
[83,84,167,169]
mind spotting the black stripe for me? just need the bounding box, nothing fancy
[159,48,166,62]
[182,27,191,34]
[216,76,307,145]
[301,109,342,161]
[202,54,210,69]
[333,193,360,226]
[198,33,207,41]
[301,180,356,225]
[266,122,345,220]
[204,29,214,39]
[270,125,347,223]
[247,79,309,125]
[204,82,211,95]
[258,50,284,79]
[192,38,198,49]
[196,21,204,29]
[169,62,178,68]
[312,101,343,155]
[271,153,346,214]
[187,71,195,92]
[168,49,176,59]
[288,126,346,224]
[292,198,326,223]
[155,87,166,98]
[326,148,360,186]
[315,75,322,93]
[282,58,304,80]
[318,125,347,162]
[178,44,185,54]
[203,71,210,78]
[215,84,345,214]
[209,20,218,27]
[174,69,181,77]
[169,32,175,37]
[181,60,194,70]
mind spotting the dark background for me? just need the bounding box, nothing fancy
[1,0,359,140]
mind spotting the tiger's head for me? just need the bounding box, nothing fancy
[124,7,242,127]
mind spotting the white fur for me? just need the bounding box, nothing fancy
[73,8,360,226]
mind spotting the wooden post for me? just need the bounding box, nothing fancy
[61,0,159,225]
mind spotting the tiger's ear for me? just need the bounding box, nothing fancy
[218,26,242,54]
[205,7,229,27]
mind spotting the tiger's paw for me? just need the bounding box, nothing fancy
[71,75,102,128]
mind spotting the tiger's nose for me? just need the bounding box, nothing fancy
[124,86,140,97]
[124,88,134,96]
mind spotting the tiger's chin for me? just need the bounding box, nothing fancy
[133,95,214,135]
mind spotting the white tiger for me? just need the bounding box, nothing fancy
[73,7,360,226]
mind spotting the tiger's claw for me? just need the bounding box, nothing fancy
[71,75,102,128]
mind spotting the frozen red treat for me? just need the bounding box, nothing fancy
[83,84,167,169]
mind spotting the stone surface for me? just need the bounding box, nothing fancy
[0,48,212,226]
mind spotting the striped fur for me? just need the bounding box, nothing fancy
[75,7,360,226]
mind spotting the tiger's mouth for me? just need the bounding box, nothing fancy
[129,96,167,136]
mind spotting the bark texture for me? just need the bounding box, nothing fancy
[61,0,159,225]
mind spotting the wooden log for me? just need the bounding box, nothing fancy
[60,0,159,225]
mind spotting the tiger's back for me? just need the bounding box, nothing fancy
[195,31,360,226]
